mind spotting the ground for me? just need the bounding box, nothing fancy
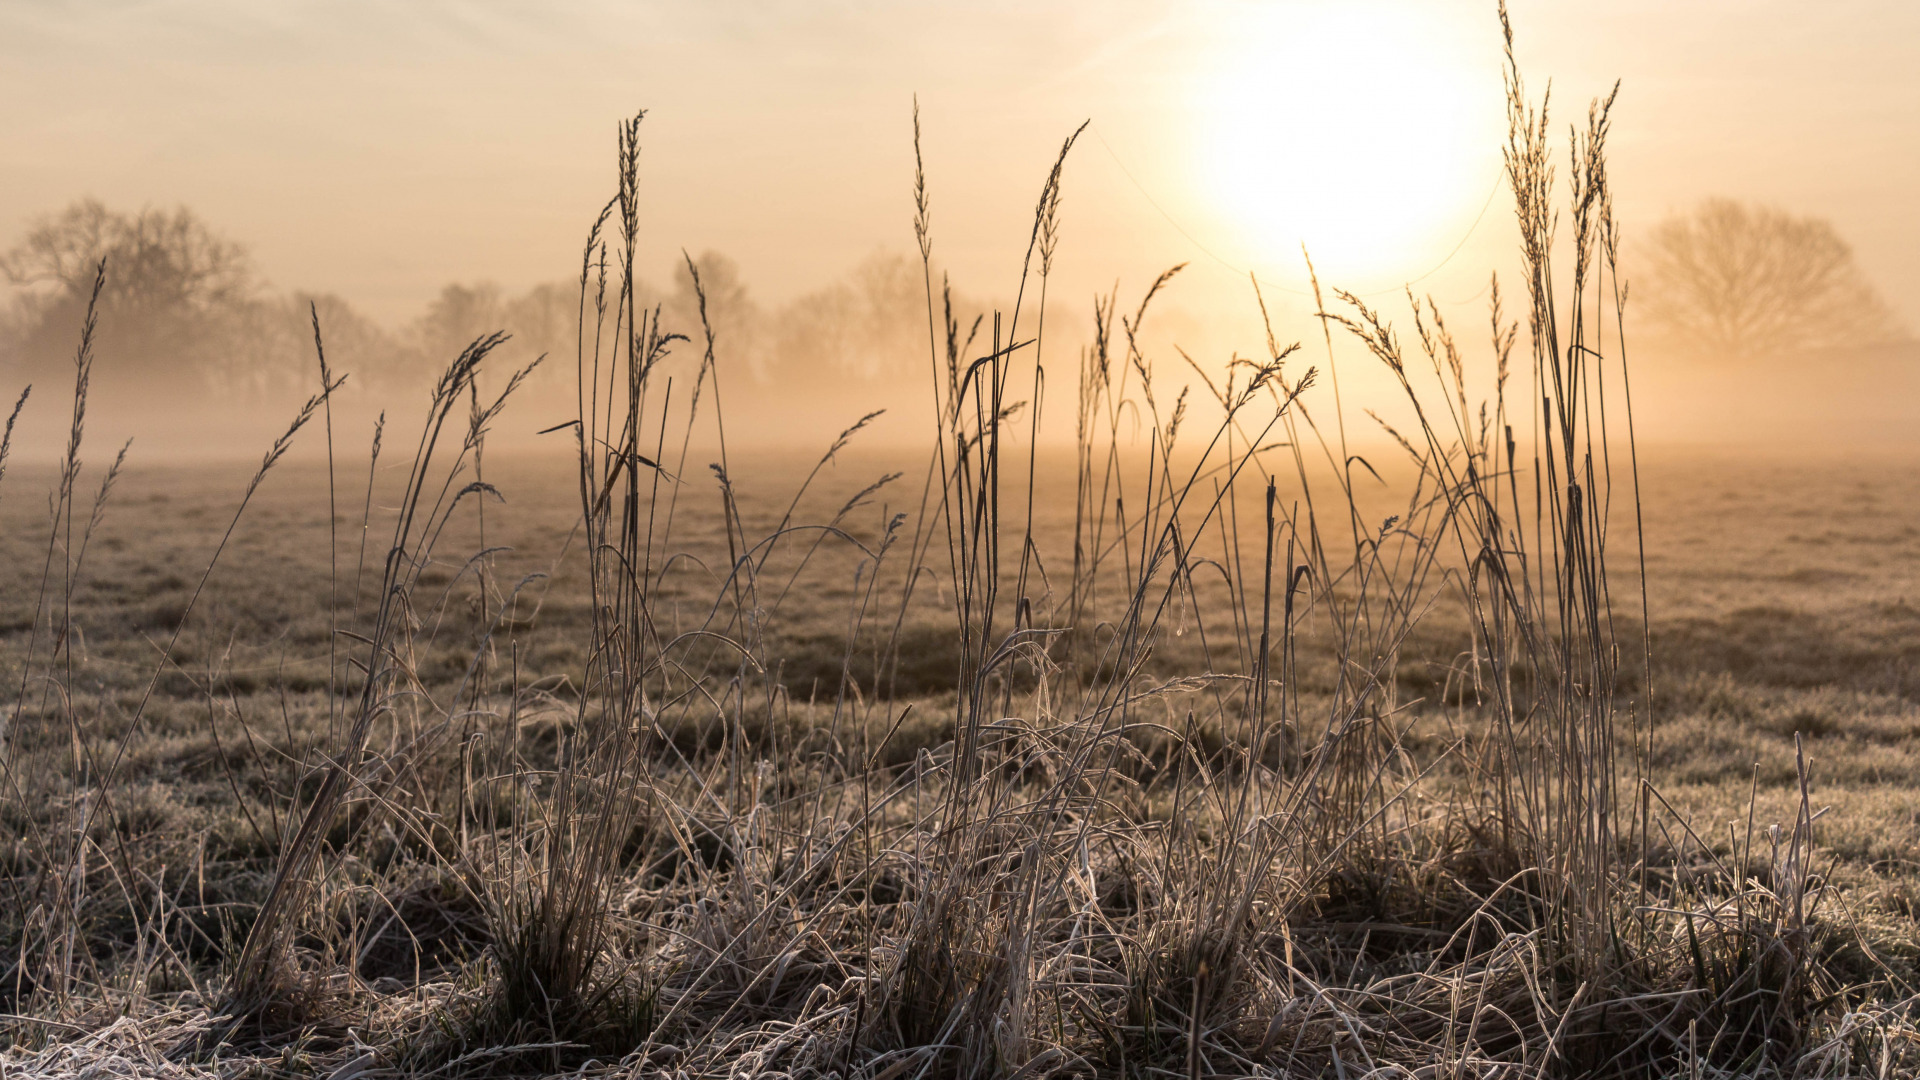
[1,436,1917,1078]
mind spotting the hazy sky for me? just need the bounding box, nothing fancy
[5,0,1918,347]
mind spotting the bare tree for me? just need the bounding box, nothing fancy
[415,282,506,366]
[0,199,265,390]
[670,250,760,374]
[1641,198,1905,361]
[765,251,953,386]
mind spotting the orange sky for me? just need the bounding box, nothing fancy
[4,0,1917,351]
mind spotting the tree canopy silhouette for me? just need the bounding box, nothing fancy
[0,199,264,390]
[1641,198,1905,362]
[0,200,427,400]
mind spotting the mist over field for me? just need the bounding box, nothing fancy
[2,201,1914,461]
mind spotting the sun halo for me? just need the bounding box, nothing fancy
[1192,4,1498,286]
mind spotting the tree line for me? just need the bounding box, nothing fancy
[1,196,1906,408]
[0,199,978,406]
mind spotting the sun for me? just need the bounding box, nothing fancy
[1193,2,1498,285]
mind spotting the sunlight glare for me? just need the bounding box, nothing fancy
[1193,3,1495,284]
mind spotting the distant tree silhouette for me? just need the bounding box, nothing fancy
[414,282,506,367]
[671,251,761,376]
[412,277,668,397]
[0,199,994,412]
[286,291,402,393]
[766,252,958,387]
[503,283,580,363]
[1642,198,1905,362]
[3,199,250,306]
[0,199,262,388]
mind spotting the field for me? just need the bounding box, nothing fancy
[4,36,1920,1080]
[6,429,1920,1079]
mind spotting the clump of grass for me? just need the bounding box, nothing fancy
[449,113,673,1065]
